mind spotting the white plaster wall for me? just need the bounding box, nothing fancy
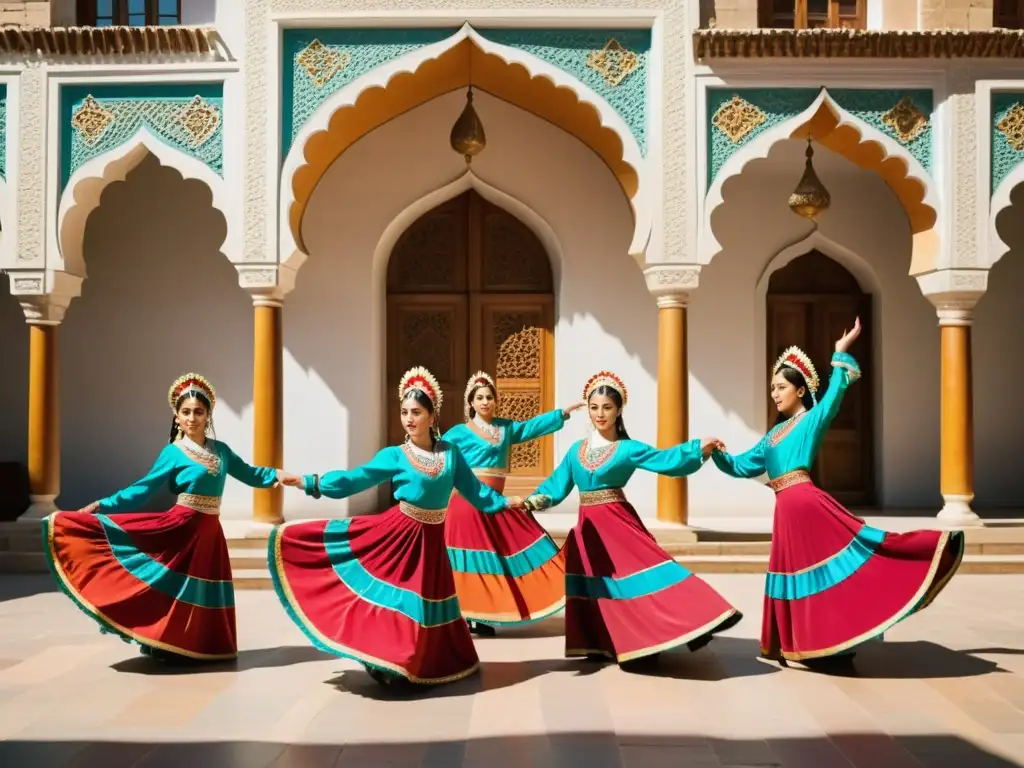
[689,139,942,519]
[292,90,646,518]
[975,187,1024,508]
[57,153,257,516]
[0,276,29,472]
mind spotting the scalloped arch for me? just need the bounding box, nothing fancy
[282,25,650,260]
[703,89,941,276]
[57,129,232,276]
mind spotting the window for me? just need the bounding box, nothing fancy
[77,0,181,27]
[995,0,1024,29]
[759,0,866,30]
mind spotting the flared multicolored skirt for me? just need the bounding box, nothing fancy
[446,472,565,625]
[43,504,237,660]
[762,472,964,662]
[564,491,741,663]
[269,502,479,685]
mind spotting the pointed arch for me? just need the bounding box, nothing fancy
[57,129,234,276]
[702,88,941,276]
[281,23,651,271]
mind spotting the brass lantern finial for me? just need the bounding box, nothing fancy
[788,138,831,220]
[450,86,486,165]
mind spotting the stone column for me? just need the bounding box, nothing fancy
[240,266,294,525]
[644,265,700,525]
[13,289,75,520]
[918,270,987,527]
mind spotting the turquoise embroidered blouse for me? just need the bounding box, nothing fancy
[442,410,567,470]
[97,440,278,513]
[526,438,707,510]
[301,442,509,513]
[712,351,862,481]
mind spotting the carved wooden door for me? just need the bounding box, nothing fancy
[766,251,874,507]
[386,190,555,500]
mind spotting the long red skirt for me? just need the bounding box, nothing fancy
[446,474,565,625]
[269,504,479,685]
[43,505,237,660]
[763,481,964,661]
[564,500,741,663]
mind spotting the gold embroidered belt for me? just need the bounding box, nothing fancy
[176,493,221,514]
[399,501,446,525]
[768,470,812,493]
[579,488,627,506]
[472,467,508,479]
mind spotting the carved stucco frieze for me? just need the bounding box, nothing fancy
[237,263,297,306]
[17,64,45,265]
[7,270,82,324]
[949,69,978,269]
[917,268,988,325]
[248,1,685,264]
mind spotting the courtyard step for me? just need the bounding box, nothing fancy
[5,522,1024,583]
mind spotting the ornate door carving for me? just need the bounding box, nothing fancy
[386,191,555,499]
[766,250,874,507]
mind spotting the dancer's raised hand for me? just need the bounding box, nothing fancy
[834,316,862,353]
[699,437,726,458]
[562,401,587,417]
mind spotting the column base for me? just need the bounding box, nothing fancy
[17,495,57,521]
[936,494,983,527]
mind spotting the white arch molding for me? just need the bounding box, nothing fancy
[700,88,942,269]
[369,169,566,446]
[751,227,884,434]
[280,22,653,271]
[989,163,1024,267]
[56,128,237,277]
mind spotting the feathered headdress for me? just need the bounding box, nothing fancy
[399,366,443,412]
[168,373,216,412]
[464,371,497,420]
[583,370,628,406]
[773,347,820,395]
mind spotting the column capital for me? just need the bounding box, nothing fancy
[644,264,701,308]
[916,268,988,326]
[6,270,82,325]
[237,264,296,308]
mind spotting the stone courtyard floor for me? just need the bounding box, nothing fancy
[2,574,1024,767]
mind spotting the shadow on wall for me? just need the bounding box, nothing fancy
[976,184,1024,508]
[0,274,29,467]
[0,734,1018,767]
[693,138,942,509]
[285,91,651,515]
[58,152,254,511]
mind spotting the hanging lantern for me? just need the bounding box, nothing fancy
[788,139,831,220]
[449,87,486,164]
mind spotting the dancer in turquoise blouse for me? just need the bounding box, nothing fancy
[712,318,963,669]
[443,371,585,635]
[43,373,287,663]
[523,370,741,666]
[271,366,523,688]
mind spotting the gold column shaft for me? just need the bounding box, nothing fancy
[656,303,687,524]
[940,324,974,499]
[27,324,60,499]
[253,303,284,524]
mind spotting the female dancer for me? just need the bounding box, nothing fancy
[443,371,584,636]
[43,373,288,662]
[712,318,964,668]
[523,371,741,666]
[272,367,524,687]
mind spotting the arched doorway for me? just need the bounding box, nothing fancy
[766,250,874,507]
[386,190,556,498]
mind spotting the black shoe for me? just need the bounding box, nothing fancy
[365,666,394,686]
[468,620,496,637]
[687,634,713,653]
[802,652,856,673]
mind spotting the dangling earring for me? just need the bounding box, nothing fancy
[404,432,411,444]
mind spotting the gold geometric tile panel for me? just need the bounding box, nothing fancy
[712,95,768,145]
[585,39,640,88]
[997,103,1024,152]
[881,95,929,144]
[71,95,115,146]
[172,96,221,147]
[297,39,351,89]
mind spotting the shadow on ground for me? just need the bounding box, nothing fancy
[0,734,1019,768]
[109,646,332,675]
[792,640,1007,679]
[0,574,55,603]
